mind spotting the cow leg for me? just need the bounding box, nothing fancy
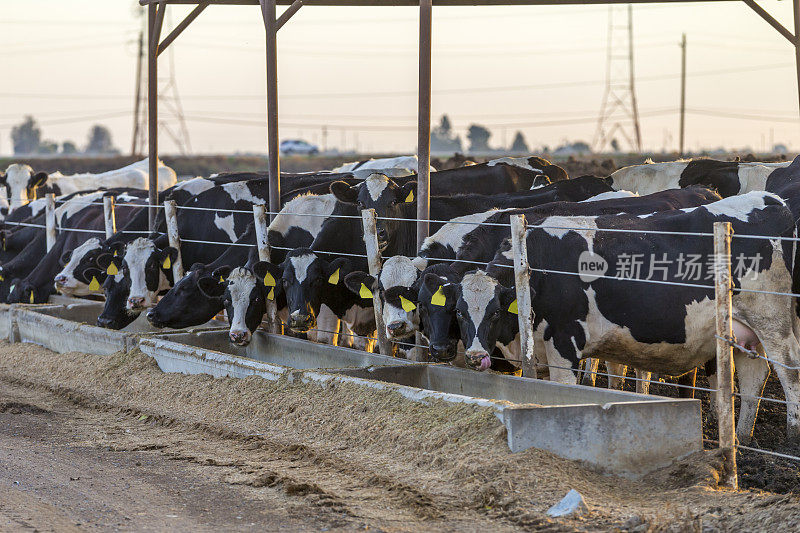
[580,358,599,386]
[677,368,697,399]
[545,341,579,384]
[308,305,339,345]
[733,348,770,446]
[635,369,651,395]
[605,362,626,390]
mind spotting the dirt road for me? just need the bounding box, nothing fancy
[0,378,525,532]
[2,341,800,532]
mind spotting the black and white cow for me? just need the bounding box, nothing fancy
[452,192,800,443]
[333,155,435,173]
[486,156,569,183]
[330,174,613,257]
[343,186,722,359]
[1,159,177,212]
[254,247,376,351]
[146,188,349,331]
[608,158,791,197]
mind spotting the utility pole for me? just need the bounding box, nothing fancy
[131,29,145,157]
[593,4,643,153]
[679,33,687,157]
[627,5,642,152]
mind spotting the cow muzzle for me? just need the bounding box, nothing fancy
[146,309,166,328]
[386,320,411,339]
[465,350,491,371]
[229,329,252,346]
[289,311,314,333]
[429,341,457,362]
[127,296,147,311]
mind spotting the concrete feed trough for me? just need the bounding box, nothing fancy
[139,329,417,379]
[138,328,701,477]
[320,364,702,477]
[12,302,225,355]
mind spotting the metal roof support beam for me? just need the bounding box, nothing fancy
[158,1,210,56]
[260,0,281,221]
[277,0,303,30]
[794,0,800,119]
[148,1,166,230]
[742,0,796,44]
[417,0,432,251]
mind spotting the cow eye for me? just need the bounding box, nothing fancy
[455,309,464,319]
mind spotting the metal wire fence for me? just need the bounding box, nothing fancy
[9,185,800,485]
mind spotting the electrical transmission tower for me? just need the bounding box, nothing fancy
[592,4,642,153]
[131,15,192,156]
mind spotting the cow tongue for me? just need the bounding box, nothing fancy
[479,355,491,371]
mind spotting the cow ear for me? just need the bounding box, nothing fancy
[252,261,281,288]
[343,271,375,295]
[422,273,447,295]
[107,241,126,257]
[399,181,417,203]
[499,285,521,315]
[198,276,226,299]
[160,247,179,270]
[28,172,48,189]
[59,250,73,267]
[324,257,352,285]
[211,266,232,282]
[330,181,358,204]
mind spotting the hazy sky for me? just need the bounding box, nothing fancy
[2,0,800,155]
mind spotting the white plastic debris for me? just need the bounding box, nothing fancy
[546,489,589,517]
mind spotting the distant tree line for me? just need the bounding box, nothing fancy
[11,116,119,156]
[430,114,590,156]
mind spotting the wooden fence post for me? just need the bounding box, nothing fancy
[103,196,116,239]
[510,214,537,378]
[45,193,56,252]
[361,209,393,357]
[253,204,279,334]
[713,221,738,490]
[163,200,185,281]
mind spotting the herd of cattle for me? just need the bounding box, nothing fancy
[3,153,800,444]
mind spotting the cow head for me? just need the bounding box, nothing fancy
[218,263,279,345]
[416,267,462,362]
[53,237,116,296]
[146,263,226,329]
[1,164,48,209]
[454,270,520,371]
[330,173,416,253]
[97,273,140,330]
[277,249,353,333]
[344,256,422,341]
[121,238,177,311]
[7,278,53,305]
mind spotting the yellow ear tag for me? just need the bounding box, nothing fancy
[0,274,4,281]
[113,250,118,257]
[162,256,171,269]
[328,268,340,285]
[508,299,518,315]
[431,286,446,307]
[29,292,35,304]
[89,276,100,292]
[359,283,373,299]
[399,295,416,312]
[106,262,118,276]
[263,271,276,287]
[405,190,414,203]
[219,276,225,283]
[267,286,275,300]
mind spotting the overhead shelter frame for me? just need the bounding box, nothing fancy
[139,0,800,244]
